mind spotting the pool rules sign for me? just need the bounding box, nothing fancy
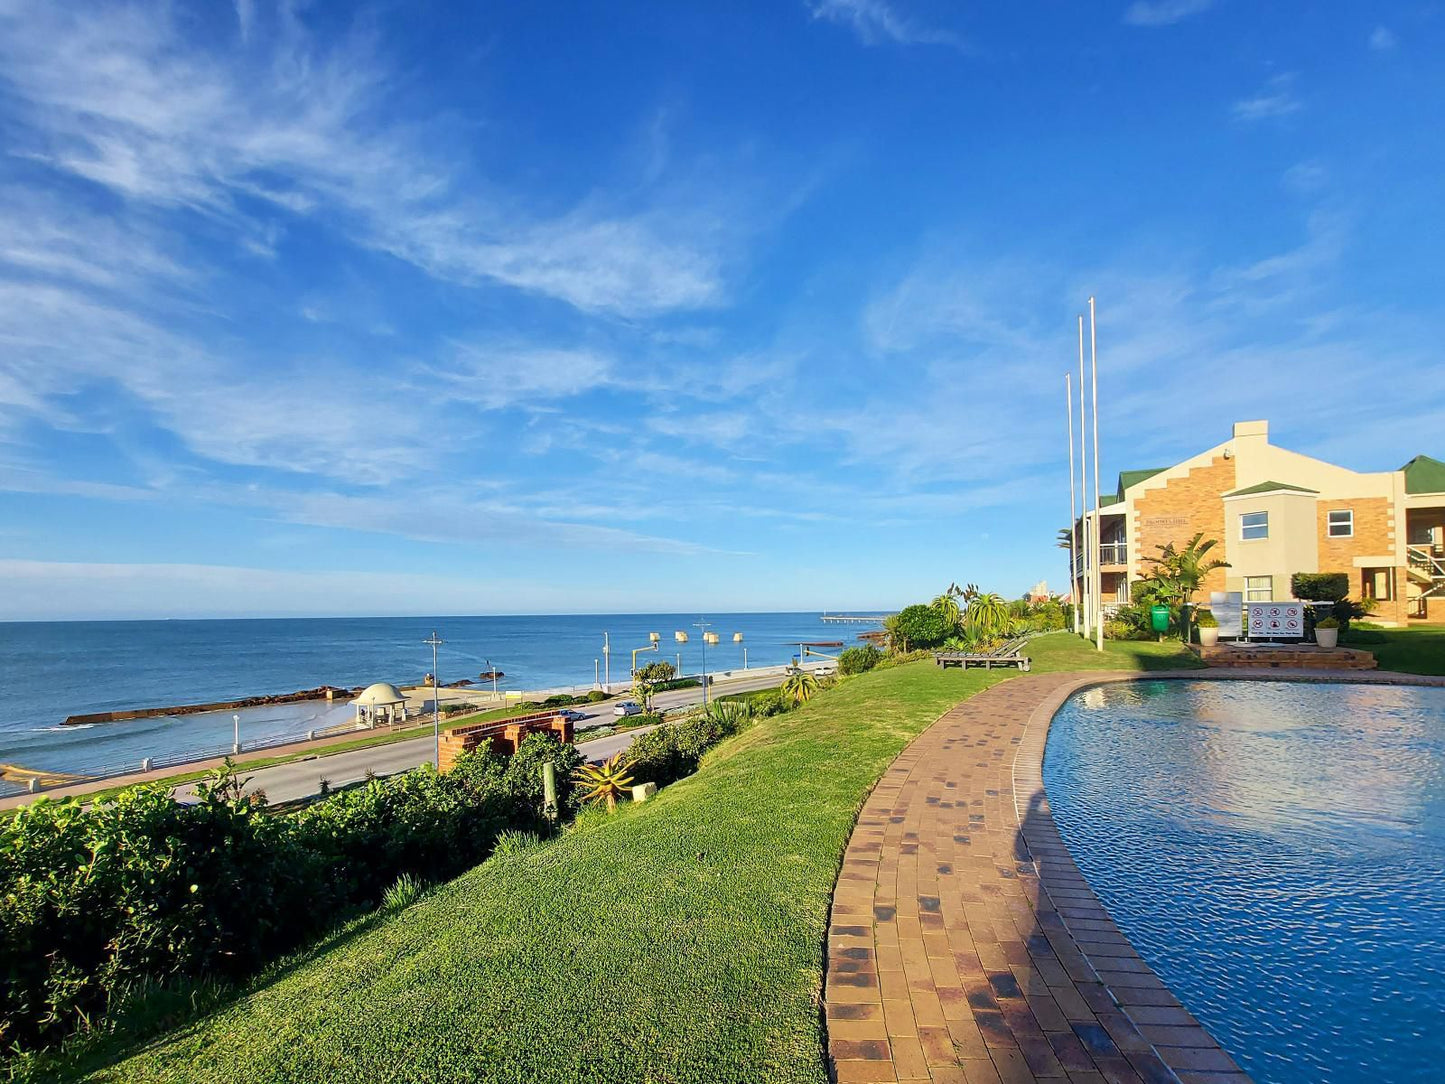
[1247,602,1304,640]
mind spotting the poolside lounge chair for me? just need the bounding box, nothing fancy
[933,637,1031,672]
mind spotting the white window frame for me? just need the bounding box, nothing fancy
[1240,511,1269,541]
[1245,576,1272,602]
[1327,509,1353,538]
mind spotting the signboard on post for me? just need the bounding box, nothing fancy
[1246,602,1303,640]
[1211,591,1243,639]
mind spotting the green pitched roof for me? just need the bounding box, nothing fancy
[1100,467,1166,507]
[1402,454,1445,494]
[1223,480,1319,497]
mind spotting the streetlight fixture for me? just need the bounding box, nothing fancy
[486,657,499,699]
[694,617,712,704]
[424,630,445,769]
[602,632,611,691]
[232,713,241,755]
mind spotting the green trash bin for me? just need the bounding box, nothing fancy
[1150,605,1171,633]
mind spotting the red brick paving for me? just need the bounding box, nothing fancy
[824,670,1251,1084]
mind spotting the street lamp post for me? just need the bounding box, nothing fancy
[424,630,445,769]
[694,617,712,705]
[486,657,498,699]
[232,713,241,756]
[602,632,610,692]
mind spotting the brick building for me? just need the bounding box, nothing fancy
[1070,420,1445,626]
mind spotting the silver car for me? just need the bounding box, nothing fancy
[613,700,642,717]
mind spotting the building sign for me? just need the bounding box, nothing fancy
[1141,515,1190,532]
[1210,591,1243,639]
[1246,602,1304,639]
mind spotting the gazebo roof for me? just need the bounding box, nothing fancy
[350,682,407,707]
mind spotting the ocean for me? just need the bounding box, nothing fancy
[0,613,881,790]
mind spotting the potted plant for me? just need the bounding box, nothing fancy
[1315,616,1340,649]
[1195,609,1220,648]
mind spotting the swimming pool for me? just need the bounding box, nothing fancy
[1043,679,1445,1084]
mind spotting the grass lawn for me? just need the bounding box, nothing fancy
[72,634,1196,1084]
[1367,626,1445,676]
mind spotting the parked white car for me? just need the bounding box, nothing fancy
[613,700,643,717]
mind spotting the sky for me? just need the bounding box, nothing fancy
[0,0,1441,620]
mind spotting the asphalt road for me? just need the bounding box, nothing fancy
[174,670,794,806]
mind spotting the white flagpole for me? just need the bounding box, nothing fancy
[1090,296,1104,652]
[1066,372,1079,634]
[1077,315,1090,638]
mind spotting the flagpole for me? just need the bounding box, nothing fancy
[1077,315,1090,639]
[1066,372,1079,634]
[1090,296,1104,652]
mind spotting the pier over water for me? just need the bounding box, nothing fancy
[819,613,890,624]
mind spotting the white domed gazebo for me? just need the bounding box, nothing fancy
[350,682,408,728]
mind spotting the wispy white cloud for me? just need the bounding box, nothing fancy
[806,0,965,50]
[1123,0,1214,28]
[1369,26,1397,52]
[0,1,731,318]
[1232,73,1303,122]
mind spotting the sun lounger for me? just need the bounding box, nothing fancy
[933,637,1031,671]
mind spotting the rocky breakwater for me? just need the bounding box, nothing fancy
[62,686,362,726]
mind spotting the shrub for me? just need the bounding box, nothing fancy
[586,690,610,703]
[887,604,955,651]
[624,702,755,788]
[382,873,424,912]
[1315,616,1340,629]
[838,644,883,675]
[0,738,576,1057]
[1195,609,1219,629]
[873,649,933,671]
[1291,572,1349,602]
[749,690,792,717]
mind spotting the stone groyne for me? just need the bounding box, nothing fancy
[62,686,360,726]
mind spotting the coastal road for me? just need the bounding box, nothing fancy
[173,670,792,806]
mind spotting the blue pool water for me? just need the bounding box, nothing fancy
[1043,679,1445,1084]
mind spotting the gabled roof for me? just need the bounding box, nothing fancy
[1222,480,1319,498]
[1100,467,1166,508]
[1402,454,1445,495]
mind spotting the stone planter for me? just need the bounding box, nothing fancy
[1315,627,1339,649]
[1198,627,1219,648]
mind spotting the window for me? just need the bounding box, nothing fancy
[1363,568,1394,602]
[1327,509,1353,538]
[1245,576,1273,602]
[1240,511,1269,540]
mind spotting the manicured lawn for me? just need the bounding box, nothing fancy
[1368,627,1445,676]
[73,634,1192,1084]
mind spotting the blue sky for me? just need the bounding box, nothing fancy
[0,0,1441,619]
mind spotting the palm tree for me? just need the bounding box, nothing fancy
[783,667,820,704]
[930,591,962,628]
[1141,533,1229,643]
[573,754,635,812]
[964,592,1009,637]
[1056,528,1074,550]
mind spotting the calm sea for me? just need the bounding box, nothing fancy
[0,613,879,789]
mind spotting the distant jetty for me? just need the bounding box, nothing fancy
[819,613,889,624]
[62,686,360,727]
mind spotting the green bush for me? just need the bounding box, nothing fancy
[873,649,933,671]
[585,690,610,703]
[838,644,883,675]
[887,604,955,650]
[1315,616,1340,629]
[1195,609,1219,629]
[0,735,584,1057]
[624,702,754,788]
[749,689,793,717]
[1291,572,1350,602]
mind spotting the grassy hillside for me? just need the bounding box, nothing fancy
[76,635,1197,1084]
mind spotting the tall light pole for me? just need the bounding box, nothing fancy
[1089,296,1104,653]
[602,632,611,692]
[486,657,498,699]
[1066,371,1079,635]
[424,630,445,768]
[694,617,712,705]
[232,713,241,755]
[1077,314,1091,639]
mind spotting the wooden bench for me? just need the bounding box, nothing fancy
[933,637,1031,672]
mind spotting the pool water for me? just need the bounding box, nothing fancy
[1043,679,1445,1084]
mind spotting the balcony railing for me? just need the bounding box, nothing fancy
[1072,542,1127,576]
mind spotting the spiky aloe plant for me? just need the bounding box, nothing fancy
[783,667,819,704]
[573,754,635,812]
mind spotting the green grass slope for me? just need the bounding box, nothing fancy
[84,635,1195,1084]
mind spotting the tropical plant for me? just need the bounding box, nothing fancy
[929,591,962,628]
[838,644,883,675]
[572,754,635,812]
[783,667,820,704]
[1140,532,1230,643]
[1194,609,1219,629]
[963,592,1009,636]
[1056,528,1074,550]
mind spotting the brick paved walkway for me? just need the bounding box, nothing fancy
[824,670,1250,1084]
[825,666,1445,1083]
